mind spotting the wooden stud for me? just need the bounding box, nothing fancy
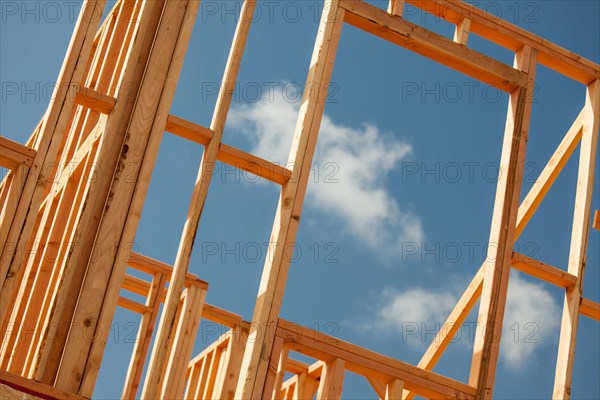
[121,273,165,399]
[385,379,405,400]
[388,0,404,17]
[236,1,345,398]
[262,336,285,399]
[35,0,168,390]
[141,2,256,398]
[366,376,386,399]
[402,0,599,84]
[0,138,36,169]
[553,79,599,399]
[160,285,207,399]
[272,348,289,399]
[54,1,201,395]
[453,17,471,46]
[469,46,537,399]
[0,370,86,400]
[0,0,107,325]
[316,358,345,400]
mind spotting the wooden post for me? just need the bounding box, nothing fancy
[160,285,207,399]
[553,79,599,399]
[214,327,246,400]
[235,1,344,398]
[72,1,201,396]
[386,379,405,400]
[33,0,172,391]
[388,0,404,17]
[261,336,284,399]
[140,1,256,398]
[469,46,537,399]
[316,358,345,400]
[271,348,289,400]
[121,273,165,399]
[0,0,107,325]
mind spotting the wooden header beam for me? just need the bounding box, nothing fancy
[0,370,86,400]
[0,138,36,169]
[403,0,600,84]
[339,0,528,92]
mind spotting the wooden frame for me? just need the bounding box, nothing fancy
[1,0,598,399]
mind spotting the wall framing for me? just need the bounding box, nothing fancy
[1,0,598,399]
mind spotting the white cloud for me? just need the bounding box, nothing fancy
[501,273,560,370]
[358,271,559,370]
[228,91,424,264]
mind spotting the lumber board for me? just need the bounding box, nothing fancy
[580,298,600,321]
[553,79,599,399]
[0,0,107,323]
[339,0,527,92]
[403,0,600,84]
[121,273,165,400]
[0,371,86,400]
[165,114,292,185]
[117,296,152,314]
[74,87,116,114]
[469,47,537,398]
[36,0,164,391]
[388,0,404,17]
[144,1,256,399]
[236,1,345,398]
[511,252,577,288]
[316,358,345,400]
[128,252,209,290]
[404,100,587,399]
[276,319,476,400]
[386,379,405,400]
[593,210,600,231]
[0,137,36,169]
[57,1,201,395]
[160,285,206,399]
[453,17,471,46]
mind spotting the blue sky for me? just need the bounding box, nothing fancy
[1,1,599,399]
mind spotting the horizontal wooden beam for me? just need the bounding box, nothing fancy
[277,319,476,399]
[74,86,117,114]
[118,296,152,314]
[202,303,250,331]
[580,298,600,321]
[511,252,577,288]
[0,370,86,400]
[285,358,310,375]
[165,114,292,185]
[339,0,528,92]
[0,137,36,169]
[165,114,212,145]
[121,273,250,330]
[403,0,600,84]
[218,143,292,185]
[127,252,209,290]
[593,210,600,231]
[516,109,584,237]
